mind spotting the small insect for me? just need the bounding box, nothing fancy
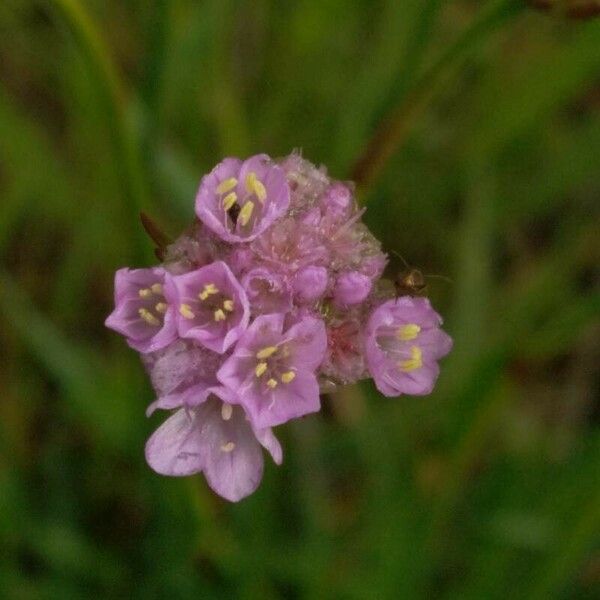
[392,252,451,296]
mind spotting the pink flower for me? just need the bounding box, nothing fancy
[217,314,327,428]
[365,297,453,397]
[145,389,282,502]
[195,154,290,243]
[169,261,249,353]
[105,267,177,353]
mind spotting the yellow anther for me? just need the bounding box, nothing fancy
[155,302,167,314]
[399,346,423,372]
[151,283,163,295]
[138,308,160,326]
[397,323,421,341]
[221,441,236,452]
[281,371,296,384]
[256,346,278,359]
[216,177,238,195]
[222,191,238,211]
[138,288,152,298]
[214,309,226,322]
[266,378,278,389]
[245,172,267,202]
[223,299,234,312]
[238,200,255,226]
[179,304,195,320]
[255,362,268,377]
[221,403,233,421]
[199,283,219,300]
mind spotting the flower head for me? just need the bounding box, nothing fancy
[106,151,453,502]
[365,297,452,397]
[217,314,327,428]
[170,261,249,353]
[195,154,290,243]
[145,389,282,502]
[105,267,177,353]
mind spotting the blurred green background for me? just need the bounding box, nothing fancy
[1,1,599,598]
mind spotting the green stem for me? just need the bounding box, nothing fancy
[351,0,523,193]
[46,0,152,263]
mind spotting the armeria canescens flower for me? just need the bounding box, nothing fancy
[106,151,452,502]
[195,154,290,243]
[145,388,282,502]
[170,260,249,353]
[105,267,177,353]
[365,296,453,397]
[217,313,327,428]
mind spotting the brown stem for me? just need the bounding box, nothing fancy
[527,0,600,19]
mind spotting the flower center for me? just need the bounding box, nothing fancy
[178,282,235,323]
[215,172,266,229]
[253,345,296,389]
[137,282,167,326]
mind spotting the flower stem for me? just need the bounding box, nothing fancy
[45,0,153,263]
[351,0,523,194]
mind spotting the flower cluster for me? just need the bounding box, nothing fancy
[106,153,452,501]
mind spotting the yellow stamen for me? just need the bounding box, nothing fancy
[199,283,219,300]
[222,191,237,211]
[214,309,226,322]
[179,304,195,320]
[266,378,278,389]
[255,362,268,377]
[221,441,236,452]
[256,346,278,359]
[281,371,296,384]
[138,308,160,326]
[397,323,421,341]
[221,403,233,421]
[245,172,267,202]
[223,299,234,311]
[151,283,163,295]
[238,201,254,226]
[138,288,152,298]
[399,346,423,372]
[155,302,167,314]
[216,177,238,195]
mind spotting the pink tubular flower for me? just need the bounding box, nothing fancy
[145,388,282,502]
[217,313,327,428]
[105,267,177,353]
[195,154,290,242]
[365,297,453,397]
[170,261,249,353]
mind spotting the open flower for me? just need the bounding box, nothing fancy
[170,261,249,353]
[145,388,282,502]
[217,313,327,428]
[195,154,290,242]
[365,297,452,397]
[142,340,222,415]
[105,267,177,353]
